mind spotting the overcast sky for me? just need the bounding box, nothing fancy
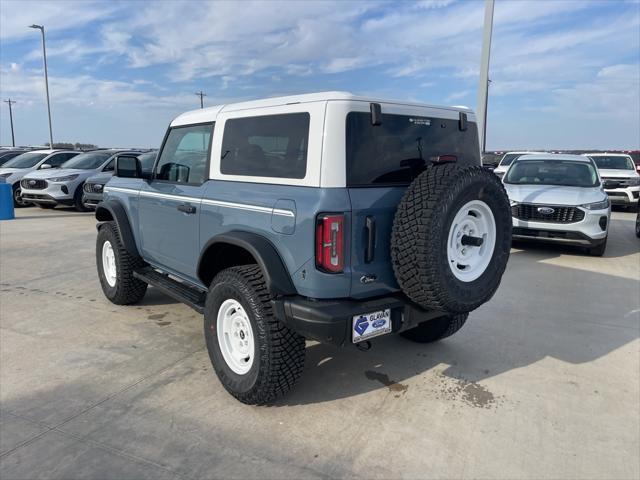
[1,0,639,150]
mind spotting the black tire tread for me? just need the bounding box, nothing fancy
[96,222,147,304]
[207,265,305,405]
[391,164,511,313]
[400,313,468,343]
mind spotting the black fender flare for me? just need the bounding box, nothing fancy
[95,200,141,259]
[198,231,297,297]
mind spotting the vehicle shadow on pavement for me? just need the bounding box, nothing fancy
[14,213,94,221]
[277,254,639,406]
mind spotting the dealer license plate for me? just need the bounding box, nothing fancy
[352,309,391,343]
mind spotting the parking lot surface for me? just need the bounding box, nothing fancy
[1,207,639,479]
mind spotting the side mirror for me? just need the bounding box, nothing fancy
[40,164,52,170]
[115,155,142,178]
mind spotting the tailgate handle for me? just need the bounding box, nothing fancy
[365,216,376,263]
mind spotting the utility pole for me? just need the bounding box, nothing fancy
[477,0,495,154]
[4,99,16,147]
[29,24,54,148]
[195,91,206,109]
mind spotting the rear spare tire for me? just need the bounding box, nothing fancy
[391,164,511,313]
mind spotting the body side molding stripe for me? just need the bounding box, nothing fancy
[104,186,295,218]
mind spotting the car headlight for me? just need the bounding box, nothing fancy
[628,177,640,186]
[49,174,79,182]
[581,199,610,210]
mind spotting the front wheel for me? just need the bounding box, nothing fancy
[588,238,607,257]
[400,313,468,343]
[12,184,30,208]
[74,185,90,212]
[204,265,305,405]
[96,222,147,304]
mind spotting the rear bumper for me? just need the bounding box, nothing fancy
[272,294,447,346]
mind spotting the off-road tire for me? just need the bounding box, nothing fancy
[204,265,305,405]
[12,184,30,208]
[96,222,147,304]
[588,238,607,257]
[391,164,511,313]
[74,184,89,212]
[400,313,468,343]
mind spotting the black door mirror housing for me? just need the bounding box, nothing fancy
[115,155,142,178]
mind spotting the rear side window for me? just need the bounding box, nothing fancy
[220,113,309,179]
[155,123,213,184]
[346,112,480,186]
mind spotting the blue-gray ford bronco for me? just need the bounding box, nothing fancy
[95,92,511,404]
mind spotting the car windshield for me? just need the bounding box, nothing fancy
[61,151,113,170]
[137,152,157,172]
[2,152,49,168]
[504,160,600,187]
[499,153,525,167]
[589,155,634,170]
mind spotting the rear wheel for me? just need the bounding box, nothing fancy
[400,313,468,343]
[204,265,305,405]
[391,164,512,313]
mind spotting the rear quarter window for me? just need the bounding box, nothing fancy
[346,112,480,186]
[220,113,309,179]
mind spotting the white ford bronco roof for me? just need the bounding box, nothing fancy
[171,91,474,127]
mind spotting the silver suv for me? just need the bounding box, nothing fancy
[504,154,610,256]
[584,153,639,210]
[20,150,139,211]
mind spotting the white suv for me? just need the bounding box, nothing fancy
[493,151,545,179]
[584,153,639,209]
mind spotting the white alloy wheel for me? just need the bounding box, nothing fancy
[446,200,496,282]
[217,299,255,375]
[101,240,117,287]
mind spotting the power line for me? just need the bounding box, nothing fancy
[4,99,16,147]
[195,91,207,109]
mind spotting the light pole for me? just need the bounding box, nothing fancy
[477,0,495,154]
[29,24,54,148]
[4,99,16,146]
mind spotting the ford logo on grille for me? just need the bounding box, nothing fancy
[537,207,555,215]
[28,180,36,186]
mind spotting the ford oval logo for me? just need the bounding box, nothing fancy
[372,319,386,328]
[28,180,36,186]
[537,207,555,215]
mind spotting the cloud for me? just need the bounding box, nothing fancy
[0,1,119,40]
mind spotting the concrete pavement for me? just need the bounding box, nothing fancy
[1,207,639,479]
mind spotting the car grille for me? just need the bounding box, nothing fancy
[602,177,635,189]
[83,183,104,193]
[21,178,48,190]
[511,204,585,223]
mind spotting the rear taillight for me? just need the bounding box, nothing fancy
[315,214,345,273]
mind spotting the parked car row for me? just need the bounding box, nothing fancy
[0,149,156,211]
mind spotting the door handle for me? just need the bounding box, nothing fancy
[177,203,196,214]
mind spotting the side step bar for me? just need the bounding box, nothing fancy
[134,267,206,314]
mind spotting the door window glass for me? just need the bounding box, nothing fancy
[155,124,213,184]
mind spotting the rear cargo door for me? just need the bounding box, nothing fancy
[344,109,480,298]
